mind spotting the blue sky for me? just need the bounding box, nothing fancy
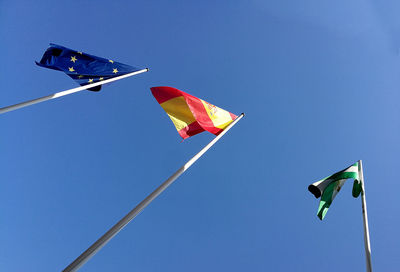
[1,1,400,271]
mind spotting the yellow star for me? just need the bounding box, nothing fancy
[68,67,75,72]
[78,75,83,79]
[99,77,104,81]
[113,68,118,74]
[77,51,83,55]
[88,78,94,83]
[70,56,77,63]
[109,60,114,63]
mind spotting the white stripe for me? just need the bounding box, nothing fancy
[331,179,346,201]
[343,165,358,173]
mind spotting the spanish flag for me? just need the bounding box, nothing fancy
[151,86,237,139]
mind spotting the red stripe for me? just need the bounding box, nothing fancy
[182,94,221,135]
[177,121,205,139]
[150,86,183,104]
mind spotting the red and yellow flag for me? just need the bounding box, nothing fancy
[151,86,237,139]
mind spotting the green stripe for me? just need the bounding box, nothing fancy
[352,180,362,198]
[317,181,338,220]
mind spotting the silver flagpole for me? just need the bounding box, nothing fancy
[62,113,245,272]
[358,160,372,272]
[0,68,149,115]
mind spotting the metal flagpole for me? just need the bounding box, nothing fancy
[62,113,245,272]
[358,160,372,272]
[0,68,149,115]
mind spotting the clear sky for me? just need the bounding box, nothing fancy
[1,1,399,271]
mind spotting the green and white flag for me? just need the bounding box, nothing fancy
[308,162,363,220]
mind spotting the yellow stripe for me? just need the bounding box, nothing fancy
[201,100,233,129]
[161,96,196,131]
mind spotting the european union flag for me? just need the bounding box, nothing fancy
[36,43,141,92]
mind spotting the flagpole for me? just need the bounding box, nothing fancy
[62,113,245,272]
[0,68,149,115]
[358,160,372,272]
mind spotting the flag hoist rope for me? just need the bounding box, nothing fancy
[62,113,245,272]
[359,160,372,272]
[0,68,149,114]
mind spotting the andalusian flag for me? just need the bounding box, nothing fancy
[151,86,237,139]
[308,162,363,220]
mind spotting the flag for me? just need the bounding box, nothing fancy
[36,43,141,91]
[151,86,237,139]
[308,162,363,220]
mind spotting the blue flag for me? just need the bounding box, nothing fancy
[36,43,141,91]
